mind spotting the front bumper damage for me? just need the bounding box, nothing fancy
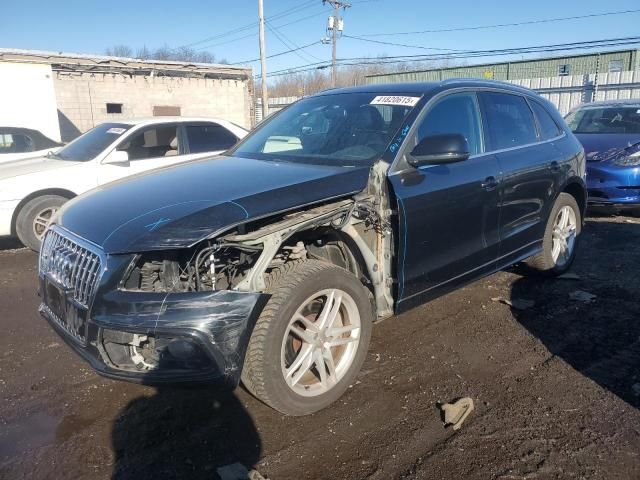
[586,162,640,207]
[39,271,267,387]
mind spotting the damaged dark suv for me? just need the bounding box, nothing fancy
[38,80,586,415]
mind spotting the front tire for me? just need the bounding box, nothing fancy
[526,192,581,275]
[16,195,67,251]
[241,260,373,416]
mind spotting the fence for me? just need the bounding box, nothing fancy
[510,70,640,115]
[254,96,299,123]
[255,70,640,123]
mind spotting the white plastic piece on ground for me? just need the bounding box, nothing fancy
[440,397,475,431]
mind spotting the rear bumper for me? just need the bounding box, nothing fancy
[39,276,267,387]
[586,162,640,205]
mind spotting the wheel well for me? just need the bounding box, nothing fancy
[563,182,587,218]
[296,229,373,290]
[11,189,76,235]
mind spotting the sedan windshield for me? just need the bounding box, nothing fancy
[566,105,640,134]
[54,123,132,161]
[232,93,420,166]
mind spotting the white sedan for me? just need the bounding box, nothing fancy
[0,117,247,250]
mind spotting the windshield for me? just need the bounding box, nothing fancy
[566,105,640,134]
[232,93,420,166]
[54,123,132,161]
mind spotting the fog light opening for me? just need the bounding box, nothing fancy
[167,339,199,360]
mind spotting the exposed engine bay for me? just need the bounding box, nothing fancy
[121,163,395,319]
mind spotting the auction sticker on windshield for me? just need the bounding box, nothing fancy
[106,127,126,135]
[371,96,420,107]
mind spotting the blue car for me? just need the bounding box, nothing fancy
[566,99,640,213]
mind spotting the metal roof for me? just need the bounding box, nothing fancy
[366,48,640,80]
[0,48,251,78]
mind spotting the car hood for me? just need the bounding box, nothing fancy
[575,133,640,162]
[57,155,372,254]
[0,154,78,179]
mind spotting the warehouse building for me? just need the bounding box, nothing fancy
[0,49,253,142]
[365,48,640,84]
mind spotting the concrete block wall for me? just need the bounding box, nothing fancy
[54,72,251,141]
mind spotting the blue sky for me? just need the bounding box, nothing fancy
[3,0,640,74]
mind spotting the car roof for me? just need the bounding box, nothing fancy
[314,79,536,96]
[573,99,640,109]
[0,126,47,135]
[114,116,236,126]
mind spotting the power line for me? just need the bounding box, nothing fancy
[231,39,321,64]
[260,36,640,78]
[265,20,323,63]
[193,8,330,51]
[343,34,466,52]
[175,0,319,51]
[338,36,640,63]
[355,8,640,37]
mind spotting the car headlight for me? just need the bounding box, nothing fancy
[612,145,640,167]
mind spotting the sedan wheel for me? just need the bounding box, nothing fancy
[33,206,59,240]
[16,195,68,251]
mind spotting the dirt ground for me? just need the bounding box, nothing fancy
[0,215,639,480]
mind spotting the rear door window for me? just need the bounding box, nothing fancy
[0,132,34,153]
[478,92,537,150]
[186,123,238,153]
[530,100,562,140]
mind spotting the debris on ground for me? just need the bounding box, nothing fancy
[569,290,597,303]
[439,397,475,431]
[557,272,581,280]
[217,463,268,480]
[491,297,535,310]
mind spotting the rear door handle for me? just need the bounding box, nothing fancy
[549,161,560,172]
[481,176,499,191]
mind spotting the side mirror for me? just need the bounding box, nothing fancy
[103,149,129,165]
[407,133,470,167]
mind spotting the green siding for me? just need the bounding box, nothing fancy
[365,49,640,84]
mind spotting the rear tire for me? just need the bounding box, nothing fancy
[241,260,373,416]
[525,192,581,275]
[16,195,68,251]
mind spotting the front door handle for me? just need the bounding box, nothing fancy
[481,176,499,191]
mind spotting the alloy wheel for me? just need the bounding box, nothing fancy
[280,288,361,397]
[551,205,577,267]
[33,207,58,240]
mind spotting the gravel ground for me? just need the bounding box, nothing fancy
[0,215,639,480]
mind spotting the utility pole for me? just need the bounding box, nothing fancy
[323,0,350,88]
[258,0,269,119]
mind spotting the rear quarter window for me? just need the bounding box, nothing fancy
[530,100,562,140]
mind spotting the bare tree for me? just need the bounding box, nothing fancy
[135,45,151,60]
[105,45,133,58]
[104,44,228,64]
